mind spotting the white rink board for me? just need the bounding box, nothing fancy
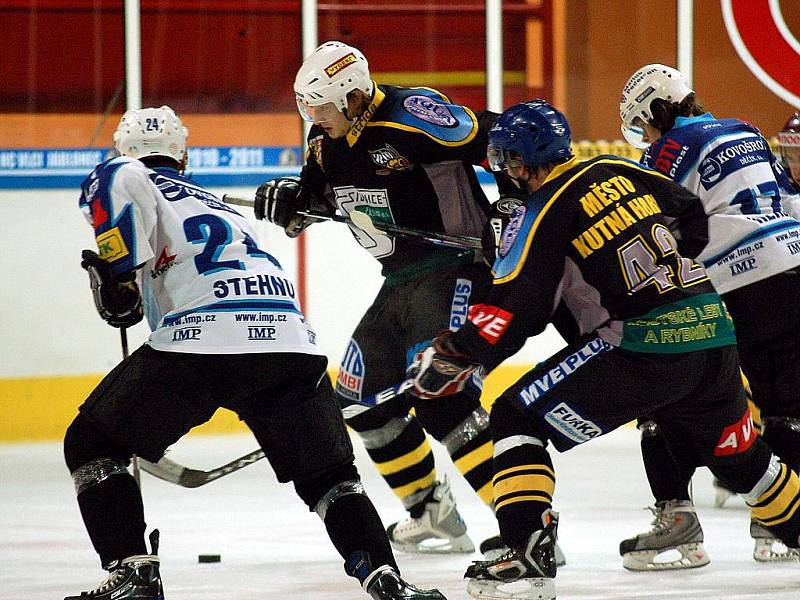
[0,186,565,379]
[2,427,797,599]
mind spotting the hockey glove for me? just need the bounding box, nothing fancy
[254,176,311,238]
[80,250,143,328]
[407,331,482,399]
[481,195,524,266]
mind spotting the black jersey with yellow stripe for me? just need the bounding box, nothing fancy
[453,154,736,365]
[301,84,505,282]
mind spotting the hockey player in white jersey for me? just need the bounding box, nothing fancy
[64,106,446,600]
[618,65,800,569]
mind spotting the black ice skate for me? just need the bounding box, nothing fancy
[66,530,163,600]
[363,565,447,600]
[479,534,566,567]
[464,510,558,600]
[619,500,709,571]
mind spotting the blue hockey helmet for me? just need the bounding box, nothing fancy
[487,100,573,172]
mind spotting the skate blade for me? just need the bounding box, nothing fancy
[753,538,799,562]
[467,576,555,600]
[622,543,710,571]
[391,533,475,554]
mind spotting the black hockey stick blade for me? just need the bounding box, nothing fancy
[139,449,266,488]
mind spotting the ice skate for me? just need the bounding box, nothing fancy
[65,555,163,600]
[65,529,163,600]
[464,510,558,600]
[364,565,447,600]
[619,500,710,571]
[387,477,474,554]
[479,535,566,567]
[750,519,798,562]
[712,477,737,508]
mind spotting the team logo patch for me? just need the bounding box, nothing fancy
[324,52,357,77]
[495,196,523,214]
[151,246,177,279]
[699,156,723,185]
[368,144,411,173]
[336,339,365,401]
[96,227,129,262]
[309,135,324,170]
[449,278,473,331]
[402,95,457,127]
[518,337,611,407]
[467,304,513,344]
[715,409,756,456]
[499,206,526,258]
[544,402,602,444]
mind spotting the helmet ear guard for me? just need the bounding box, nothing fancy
[113,105,188,164]
[293,41,373,121]
[619,64,693,148]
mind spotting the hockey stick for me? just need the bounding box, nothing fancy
[119,327,142,488]
[139,379,415,487]
[222,194,482,250]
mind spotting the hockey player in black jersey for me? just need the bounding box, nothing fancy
[65,106,445,600]
[407,100,800,600]
[254,40,541,560]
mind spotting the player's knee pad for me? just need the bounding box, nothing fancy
[440,406,490,456]
[413,392,482,440]
[355,414,414,449]
[490,399,549,449]
[313,480,367,521]
[294,462,360,512]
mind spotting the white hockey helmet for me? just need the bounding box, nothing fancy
[113,105,189,163]
[619,64,693,148]
[293,41,373,121]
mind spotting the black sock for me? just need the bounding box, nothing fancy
[324,493,398,580]
[77,474,147,568]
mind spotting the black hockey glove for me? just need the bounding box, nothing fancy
[407,331,483,399]
[80,250,143,328]
[481,195,525,266]
[254,176,311,238]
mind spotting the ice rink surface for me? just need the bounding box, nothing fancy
[3,426,798,599]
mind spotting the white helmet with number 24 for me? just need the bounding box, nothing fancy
[293,41,373,122]
[113,105,189,164]
[619,64,693,148]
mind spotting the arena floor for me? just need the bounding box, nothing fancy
[3,426,797,599]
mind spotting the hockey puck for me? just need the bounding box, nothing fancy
[198,554,221,563]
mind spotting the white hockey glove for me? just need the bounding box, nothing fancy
[254,176,311,238]
[407,332,482,399]
[80,250,143,329]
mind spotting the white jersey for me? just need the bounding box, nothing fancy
[642,115,800,294]
[79,156,321,355]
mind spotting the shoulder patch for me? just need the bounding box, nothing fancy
[376,88,478,145]
[402,95,458,127]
